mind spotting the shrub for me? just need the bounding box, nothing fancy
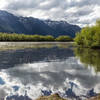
[74,19,100,48]
[55,36,73,42]
[0,33,73,42]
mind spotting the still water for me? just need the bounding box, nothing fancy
[0,42,100,100]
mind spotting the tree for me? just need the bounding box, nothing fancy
[74,19,100,48]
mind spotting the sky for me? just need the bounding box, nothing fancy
[0,0,100,27]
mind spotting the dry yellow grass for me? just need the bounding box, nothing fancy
[88,95,100,100]
[36,94,100,100]
[36,93,67,100]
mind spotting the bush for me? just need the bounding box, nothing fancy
[55,36,73,42]
[74,19,100,48]
[0,33,73,42]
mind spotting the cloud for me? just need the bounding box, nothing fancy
[0,0,100,27]
[0,57,100,99]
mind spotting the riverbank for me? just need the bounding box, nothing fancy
[36,94,67,100]
[0,33,73,42]
[88,95,100,100]
[36,93,100,100]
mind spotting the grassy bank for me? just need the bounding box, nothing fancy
[0,33,73,42]
[36,94,67,100]
[88,95,100,100]
[36,93,100,100]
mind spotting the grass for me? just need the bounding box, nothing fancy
[88,95,100,100]
[36,93,67,100]
[36,94,100,100]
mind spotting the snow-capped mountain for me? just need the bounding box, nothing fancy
[0,10,81,37]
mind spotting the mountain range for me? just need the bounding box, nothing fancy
[0,10,81,37]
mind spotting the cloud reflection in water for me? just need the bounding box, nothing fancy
[0,57,100,100]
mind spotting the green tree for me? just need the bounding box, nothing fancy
[74,19,100,48]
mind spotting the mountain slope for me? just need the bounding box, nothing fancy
[0,10,81,37]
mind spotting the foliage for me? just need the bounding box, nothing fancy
[74,19,100,48]
[55,36,73,42]
[74,48,100,72]
[0,33,73,42]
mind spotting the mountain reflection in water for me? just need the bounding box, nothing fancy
[0,42,100,100]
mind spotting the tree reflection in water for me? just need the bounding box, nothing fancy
[74,48,100,72]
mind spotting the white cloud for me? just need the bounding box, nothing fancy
[0,0,8,9]
[0,0,100,27]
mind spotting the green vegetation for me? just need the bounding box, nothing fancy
[36,93,67,100]
[74,19,100,48]
[74,48,100,72]
[0,33,73,42]
[55,36,73,42]
[0,33,55,41]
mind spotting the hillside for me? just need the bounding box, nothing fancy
[0,10,81,37]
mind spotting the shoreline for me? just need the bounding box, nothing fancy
[36,93,100,100]
[0,42,74,51]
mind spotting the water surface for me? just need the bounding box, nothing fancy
[0,42,100,100]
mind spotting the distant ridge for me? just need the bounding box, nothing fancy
[0,10,81,37]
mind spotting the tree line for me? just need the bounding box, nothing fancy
[0,33,73,42]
